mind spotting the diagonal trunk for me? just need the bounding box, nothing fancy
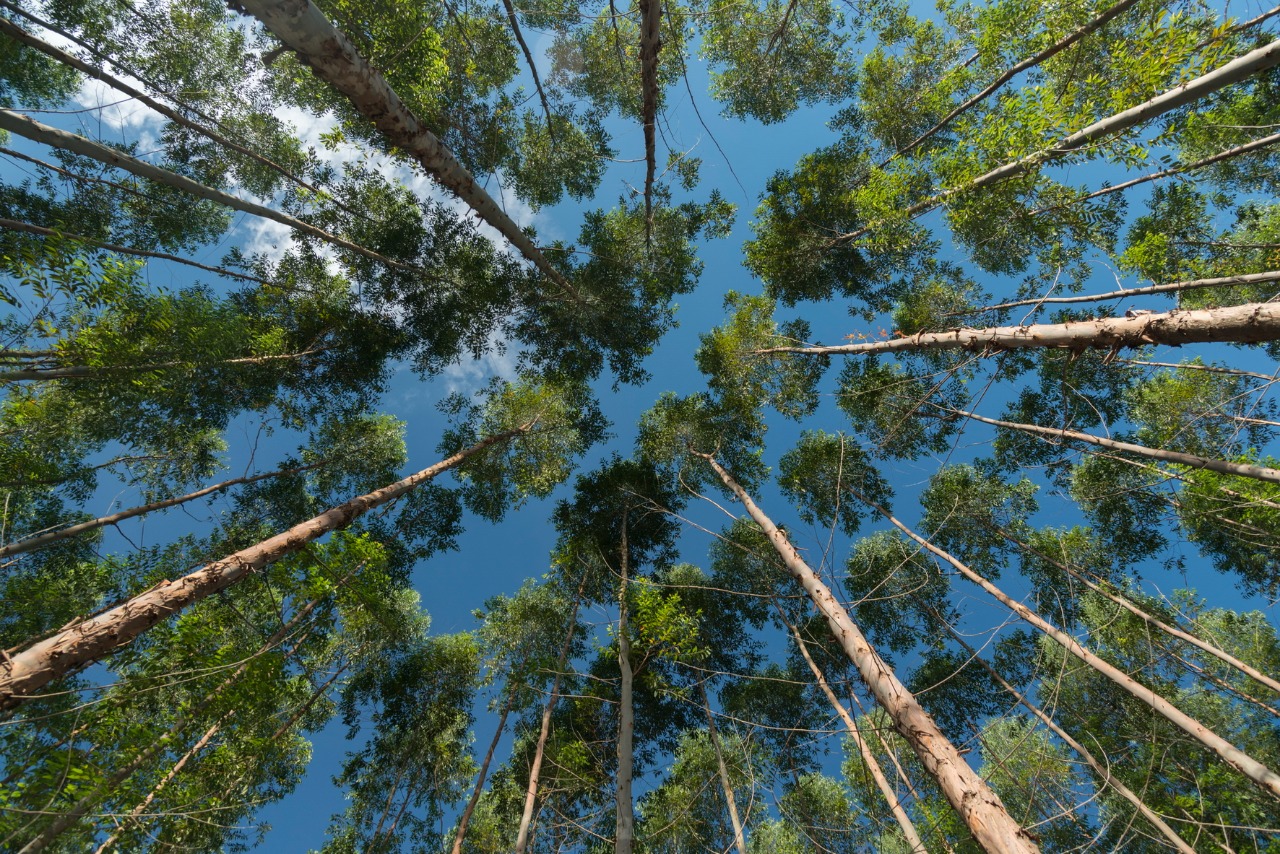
[886,0,1142,163]
[966,271,1280,313]
[778,605,926,853]
[0,15,339,207]
[695,451,1039,853]
[615,508,635,854]
[234,0,579,301]
[843,39,1280,241]
[453,686,516,854]
[0,111,407,271]
[947,406,1280,485]
[696,681,748,854]
[91,711,233,854]
[638,0,662,245]
[757,302,1280,357]
[942,624,1196,854]
[0,218,268,285]
[0,424,532,711]
[515,570,588,854]
[499,0,555,138]
[870,499,1280,802]
[0,349,326,383]
[0,461,327,559]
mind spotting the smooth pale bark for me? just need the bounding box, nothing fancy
[514,571,588,854]
[0,461,325,559]
[871,502,1280,802]
[996,527,1280,696]
[696,681,749,854]
[781,609,926,853]
[966,272,1280,313]
[615,509,635,854]
[0,111,409,271]
[0,17,337,205]
[949,407,1280,485]
[0,424,531,711]
[638,0,661,242]
[758,302,1280,357]
[92,712,233,854]
[452,688,516,854]
[0,350,324,383]
[886,0,1142,163]
[695,452,1039,853]
[0,218,269,284]
[233,0,580,300]
[943,628,1196,854]
[842,38,1280,241]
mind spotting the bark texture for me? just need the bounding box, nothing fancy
[697,452,1039,853]
[0,426,529,710]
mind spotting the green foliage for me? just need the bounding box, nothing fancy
[777,429,892,536]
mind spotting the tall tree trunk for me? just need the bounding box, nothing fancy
[757,302,1280,357]
[234,0,580,301]
[0,111,407,271]
[91,712,234,854]
[870,499,1280,801]
[694,451,1039,853]
[0,15,337,206]
[886,0,1142,162]
[638,0,662,244]
[453,687,516,854]
[0,218,269,285]
[779,607,926,853]
[498,0,554,137]
[967,271,1280,313]
[942,624,1196,854]
[514,571,588,854]
[0,461,326,559]
[0,349,325,383]
[994,526,1280,695]
[615,508,635,854]
[696,681,748,854]
[0,424,532,710]
[947,407,1280,485]
[843,38,1280,241]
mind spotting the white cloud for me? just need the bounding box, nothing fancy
[440,332,519,396]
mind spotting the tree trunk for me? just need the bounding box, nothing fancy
[995,526,1280,695]
[887,0,1142,162]
[453,687,516,854]
[498,0,554,137]
[759,301,1280,357]
[697,681,748,854]
[966,271,1280,313]
[0,424,531,711]
[0,461,326,559]
[843,38,1280,241]
[695,451,1039,853]
[948,406,1280,485]
[234,0,579,301]
[0,15,337,206]
[0,111,407,271]
[780,607,926,853]
[638,0,662,244]
[91,712,233,854]
[615,508,635,854]
[0,217,268,285]
[872,500,1280,802]
[514,571,588,854]
[0,349,325,383]
[943,626,1195,854]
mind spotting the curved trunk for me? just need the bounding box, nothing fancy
[638,0,662,244]
[697,681,748,854]
[0,425,531,710]
[452,689,516,854]
[696,452,1039,853]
